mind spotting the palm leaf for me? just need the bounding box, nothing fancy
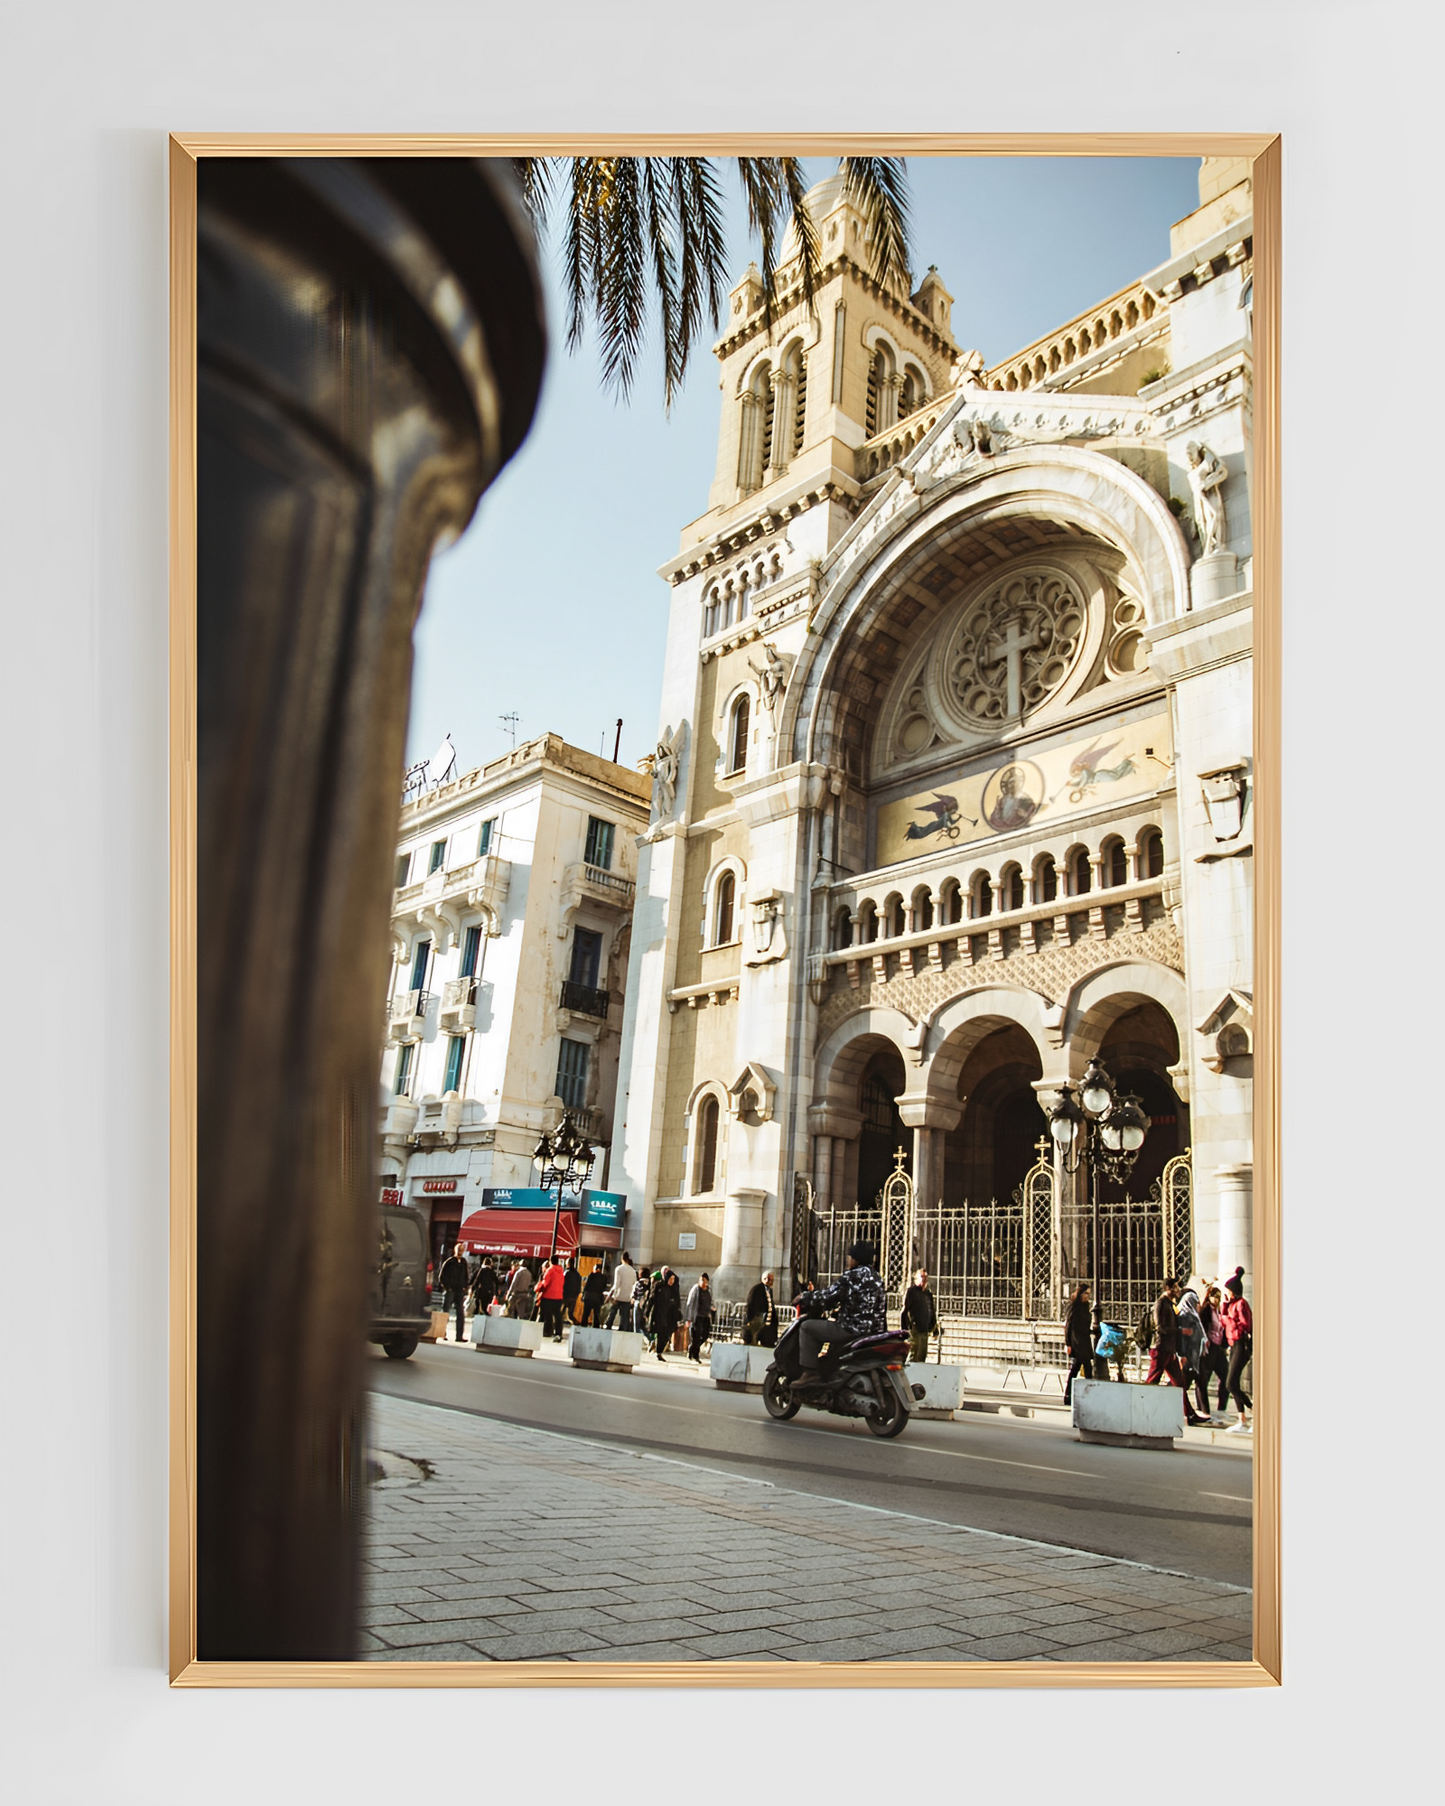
[523,153,913,402]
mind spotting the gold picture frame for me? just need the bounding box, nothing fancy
[170,131,1281,1688]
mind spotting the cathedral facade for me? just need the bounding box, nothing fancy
[614,160,1257,1316]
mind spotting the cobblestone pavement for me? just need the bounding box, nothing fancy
[361,1395,1253,1664]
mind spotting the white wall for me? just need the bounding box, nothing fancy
[1,2,1437,1799]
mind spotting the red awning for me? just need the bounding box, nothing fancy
[458,1209,577,1257]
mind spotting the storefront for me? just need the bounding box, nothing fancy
[457,1186,629,1274]
[413,1175,464,1273]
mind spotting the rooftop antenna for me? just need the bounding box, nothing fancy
[612,718,623,763]
[500,710,519,750]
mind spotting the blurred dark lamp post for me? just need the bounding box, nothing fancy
[1048,1059,1149,1309]
[533,1111,597,1262]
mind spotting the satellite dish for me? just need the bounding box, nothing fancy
[429,735,457,787]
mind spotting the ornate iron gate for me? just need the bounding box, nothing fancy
[1059,1148,1195,1324]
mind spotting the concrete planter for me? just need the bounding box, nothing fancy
[905,1363,966,1418]
[470,1314,543,1358]
[570,1328,645,1372]
[710,1344,774,1393]
[1071,1378,1183,1448]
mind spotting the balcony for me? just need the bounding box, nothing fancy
[569,1106,609,1146]
[393,852,511,945]
[386,989,429,1042]
[564,861,635,911]
[559,979,610,1019]
[439,975,478,1033]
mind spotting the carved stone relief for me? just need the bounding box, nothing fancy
[943,568,1088,727]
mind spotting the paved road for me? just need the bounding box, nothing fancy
[367,1342,1253,1587]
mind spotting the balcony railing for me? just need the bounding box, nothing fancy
[559,979,610,1018]
[386,989,430,1038]
[439,975,478,1032]
[581,864,635,905]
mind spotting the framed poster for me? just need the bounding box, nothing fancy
[170,133,1279,1686]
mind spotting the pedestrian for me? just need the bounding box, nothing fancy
[535,1255,568,1341]
[632,1268,654,1345]
[900,1267,936,1365]
[605,1252,638,1331]
[684,1273,714,1361]
[1176,1279,1210,1417]
[1196,1282,1230,1418]
[437,1241,471,1343]
[650,1268,681,1361]
[744,1271,778,1346]
[504,1259,535,1319]
[1063,1281,1094,1404]
[562,1256,583,1325]
[1145,1276,1208,1426]
[581,1261,608,1328]
[468,1254,499,1319]
[1220,1266,1253,1433]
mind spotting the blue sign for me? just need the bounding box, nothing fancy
[480,1187,562,1212]
[580,1189,627,1229]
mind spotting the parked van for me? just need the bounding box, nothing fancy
[369,1202,431,1359]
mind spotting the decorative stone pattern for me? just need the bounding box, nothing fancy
[816,913,1183,1041]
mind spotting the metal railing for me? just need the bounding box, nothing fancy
[583,864,635,904]
[559,979,610,1018]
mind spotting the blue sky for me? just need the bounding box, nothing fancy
[407,156,1201,778]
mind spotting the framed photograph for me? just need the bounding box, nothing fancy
[170,132,1280,1687]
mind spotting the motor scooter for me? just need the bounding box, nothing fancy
[762,1294,924,1439]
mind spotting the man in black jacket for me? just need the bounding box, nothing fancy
[437,1242,471,1343]
[561,1257,583,1328]
[900,1268,936,1364]
[1146,1276,1206,1425]
[580,1262,608,1328]
[744,1272,777,1346]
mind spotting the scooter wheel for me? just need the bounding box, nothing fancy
[865,1387,909,1438]
[762,1366,800,1420]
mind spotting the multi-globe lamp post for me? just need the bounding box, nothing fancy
[533,1111,597,1263]
[1048,1057,1150,1309]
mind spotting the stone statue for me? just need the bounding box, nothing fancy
[747,642,787,717]
[1185,441,1228,555]
[652,725,681,819]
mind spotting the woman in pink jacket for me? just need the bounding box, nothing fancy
[1220,1267,1253,1434]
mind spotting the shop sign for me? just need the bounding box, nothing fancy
[421,1179,458,1194]
[580,1189,626,1229]
[380,1188,403,1206]
[480,1186,562,1211]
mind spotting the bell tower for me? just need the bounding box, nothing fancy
[691,175,959,550]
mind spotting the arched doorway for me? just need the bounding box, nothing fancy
[944,1024,1045,1208]
[856,1051,908,1207]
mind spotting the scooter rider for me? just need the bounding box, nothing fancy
[794,1241,887,1386]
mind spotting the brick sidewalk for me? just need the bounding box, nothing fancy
[360,1395,1252,1664]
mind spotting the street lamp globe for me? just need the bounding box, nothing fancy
[1080,1059,1114,1117]
[1111,1095,1149,1152]
[1049,1087,1084,1148]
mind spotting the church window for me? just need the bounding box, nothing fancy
[858,901,879,943]
[703,587,721,637]
[1140,826,1165,878]
[791,350,807,457]
[887,897,905,937]
[865,344,896,437]
[1033,855,1058,905]
[738,363,770,493]
[1067,847,1092,895]
[695,1095,720,1194]
[912,887,933,931]
[729,695,750,773]
[937,878,963,925]
[713,871,736,945]
[1104,838,1128,887]
[1001,864,1025,912]
[899,365,922,420]
[833,907,854,950]
[970,873,993,918]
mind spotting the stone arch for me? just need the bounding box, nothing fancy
[784,443,1195,770]
[1062,960,1189,1075]
[921,985,1058,1107]
[813,1009,917,1114]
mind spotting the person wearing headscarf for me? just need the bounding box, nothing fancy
[649,1268,682,1361]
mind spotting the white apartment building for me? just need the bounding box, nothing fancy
[378,733,650,1271]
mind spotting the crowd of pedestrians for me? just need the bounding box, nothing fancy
[1063,1267,1255,1433]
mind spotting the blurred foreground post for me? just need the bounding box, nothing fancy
[195,158,544,1659]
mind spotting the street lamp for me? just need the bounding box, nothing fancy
[533,1111,597,1263]
[1048,1058,1149,1311]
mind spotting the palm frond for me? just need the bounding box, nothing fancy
[511,157,557,231]
[838,156,912,294]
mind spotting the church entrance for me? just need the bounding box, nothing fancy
[856,1055,907,1207]
[943,1024,1045,1209]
